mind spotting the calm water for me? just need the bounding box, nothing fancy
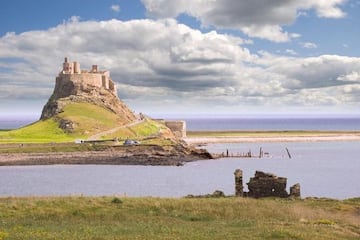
[1,117,359,198]
[0,117,37,129]
[1,141,359,199]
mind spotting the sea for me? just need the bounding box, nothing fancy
[0,116,359,199]
[184,116,360,131]
[1,115,360,131]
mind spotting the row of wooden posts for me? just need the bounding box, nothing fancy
[221,147,292,159]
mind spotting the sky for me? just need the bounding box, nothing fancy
[1,0,360,118]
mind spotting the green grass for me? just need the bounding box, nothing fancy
[0,103,167,144]
[0,119,73,143]
[58,102,126,136]
[103,119,172,142]
[0,142,109,154]
[0,197,358,239]
[129,119,161,136]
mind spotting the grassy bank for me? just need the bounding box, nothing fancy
[0,142,110,154]
[0,102,168,144]
[0,196,359,239]
[0,117,167,145]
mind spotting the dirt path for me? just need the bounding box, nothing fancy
[87,119,145,140]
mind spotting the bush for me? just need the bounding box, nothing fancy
[111,197,122,204]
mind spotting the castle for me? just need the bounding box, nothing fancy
[40,57,136,120]
[56,57,117,96]
[43,58,187,137]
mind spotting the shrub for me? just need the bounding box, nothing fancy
[111,197,122,204]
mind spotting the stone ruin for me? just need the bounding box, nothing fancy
[234,169,301,199]
[234,169,244,197]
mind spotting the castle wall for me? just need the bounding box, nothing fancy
[102,76,109,89]
[164,121,187,138]
[108,79,115,91]
[70,73,103,89]
[56,58,117,97]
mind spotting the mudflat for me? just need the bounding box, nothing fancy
[184,131,360,144]
[0,144,212,166]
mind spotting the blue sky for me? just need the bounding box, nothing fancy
[1,0,360,118]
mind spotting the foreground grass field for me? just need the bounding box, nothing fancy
[0,196,359,239]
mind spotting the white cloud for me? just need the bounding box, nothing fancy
[338,71,360,82]
[142,0,347,42]
[308,0,347,18]
[285,49,298,55]
[110,4,121,12]
[302,42,318,49]
[241,25,292,43]
[0,17,359,114]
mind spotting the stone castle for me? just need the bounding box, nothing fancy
[55,57,117,97]
[40,58,136,121]
[41,58,187,138]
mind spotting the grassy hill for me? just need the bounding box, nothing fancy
[0,102,168,143]
[0,196,359,239]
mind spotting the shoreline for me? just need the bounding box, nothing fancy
[0,144,212,166]
[1,131,359,166]
[183,132,360,144]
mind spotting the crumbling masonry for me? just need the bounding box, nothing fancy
[234,169,301,199]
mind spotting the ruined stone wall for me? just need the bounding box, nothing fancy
[234,169,243,197]
[164,121,186,138]
[247,171,288,198]
[233,169,301,199]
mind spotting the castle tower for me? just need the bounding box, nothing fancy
[91,65,98,73]
[73,61,80,74]
[62,57,73,74]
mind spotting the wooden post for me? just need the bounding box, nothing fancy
[285,147,292,159]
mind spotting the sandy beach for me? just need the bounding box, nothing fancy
[183,133,360,144]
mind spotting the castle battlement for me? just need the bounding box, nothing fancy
[56,57,117,97]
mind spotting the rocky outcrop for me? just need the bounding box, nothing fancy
[41,83,136,123]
